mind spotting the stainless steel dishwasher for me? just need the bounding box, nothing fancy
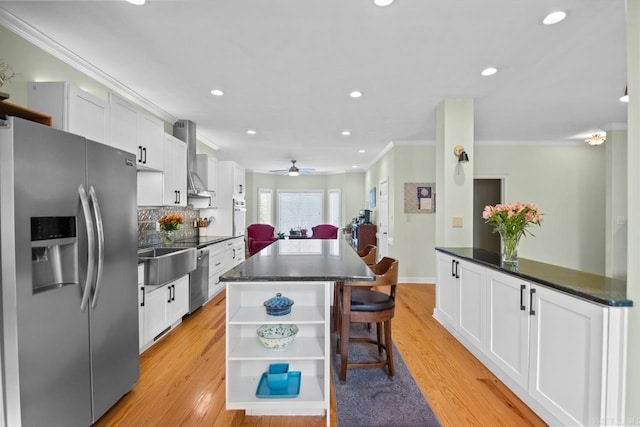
[188,247,209,314]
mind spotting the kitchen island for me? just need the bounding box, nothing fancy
[435,247,632,427]
[220,238,374,422]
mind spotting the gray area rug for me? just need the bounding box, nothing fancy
[332,323,441,427]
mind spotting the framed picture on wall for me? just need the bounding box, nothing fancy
[404,182,435,213]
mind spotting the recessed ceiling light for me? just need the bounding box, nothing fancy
[481,67,498,77]
[350,90,363,98]
[543,11,567,25]
[359,149,366,153]
[374,0,394,6]
[341,130,351,136]
[247,130,256,135]
[210,89,224,96]
[126,0,146,5]
[352,165,358,169]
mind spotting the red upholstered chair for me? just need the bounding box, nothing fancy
[310,224,339,239]
[246,224,277,256]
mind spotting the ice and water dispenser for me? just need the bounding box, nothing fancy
[31,216,78,293]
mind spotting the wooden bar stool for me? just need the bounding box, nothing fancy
[332,245,377,332]
[336,257,398,382]
[357,244,377,266]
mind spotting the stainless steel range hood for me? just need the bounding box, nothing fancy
[173,120,215,199]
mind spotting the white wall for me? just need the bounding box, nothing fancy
[625,0,640,420]
[365,141,608,280]
[475,143,607,274]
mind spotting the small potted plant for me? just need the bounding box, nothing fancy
[343,223,353,234]
[277,231,285,239]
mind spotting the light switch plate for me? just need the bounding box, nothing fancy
[452,217,463,228]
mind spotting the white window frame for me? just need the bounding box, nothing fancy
[257,188,274,225]
[276,189,324,233]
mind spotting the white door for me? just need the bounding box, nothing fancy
[378,178,389,257]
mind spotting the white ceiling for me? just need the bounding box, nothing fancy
[0,0,628,174]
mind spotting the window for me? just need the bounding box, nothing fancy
[278,190,323,233]
[328,188,341,227]
[257,188,273,225]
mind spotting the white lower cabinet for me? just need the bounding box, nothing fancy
[143,275,189,348]
[434,252,458,329]
[486,269,530,390]
[226,281,330,418]
[528,284,606,426]
[458,261,486,351]
[435,251,627,426]
[207,241,231,300]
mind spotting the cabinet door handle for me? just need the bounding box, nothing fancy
[174,190,179,204]
[239,184,243,194]
[520,284,526,310]
[142,147,147,164]
[455,261,460,279]
[138,146,143,163]
[167,286,172,303]
[140,286,145,307]
[177,191,181,204]
[529,288,536,315]
[451,259,456,277]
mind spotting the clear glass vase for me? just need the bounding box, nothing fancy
[498,229,522,268]
[162,230,175,243]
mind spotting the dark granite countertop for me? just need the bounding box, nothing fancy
[221,239,375,282]
[436,247,632,307]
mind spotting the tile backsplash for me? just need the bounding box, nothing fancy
[137,206,199,247]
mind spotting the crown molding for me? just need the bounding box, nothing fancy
[0,7,220,151]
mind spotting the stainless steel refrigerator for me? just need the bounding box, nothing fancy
[0,117,139,426]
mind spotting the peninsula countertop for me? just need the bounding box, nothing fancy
[436,247,633,307]
[221,238,375,282]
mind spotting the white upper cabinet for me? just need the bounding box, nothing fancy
[163,133,187,206]
[28,81,108,144]
[108,93,163,170]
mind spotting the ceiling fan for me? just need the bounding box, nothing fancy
[269,160,315,176]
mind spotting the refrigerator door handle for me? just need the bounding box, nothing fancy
[89,186,105,309]
[78,185,96,311]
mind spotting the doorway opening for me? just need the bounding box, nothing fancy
[473,178,502,252]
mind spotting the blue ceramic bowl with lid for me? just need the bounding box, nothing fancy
[264,292,294,316]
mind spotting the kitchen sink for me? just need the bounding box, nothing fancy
[138,246,197,286]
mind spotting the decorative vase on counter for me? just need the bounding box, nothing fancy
[163,230,175,243]
[199,227,207,237]
[498,229,522,268]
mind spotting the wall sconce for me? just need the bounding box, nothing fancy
[620,85,629,103]
[454,145,469,163]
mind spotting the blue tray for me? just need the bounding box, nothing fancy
[255,371,301,398]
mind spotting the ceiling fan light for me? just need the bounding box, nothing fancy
[288,169,299,176]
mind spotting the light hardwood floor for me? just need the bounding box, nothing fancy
[94,284,546,427]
